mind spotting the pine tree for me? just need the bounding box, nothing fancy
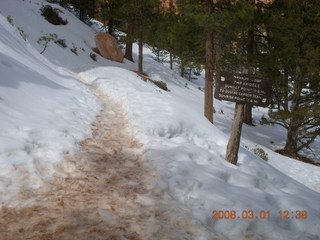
[214,0,269,125]
[118,0,161,68]
[59,0,67,7]
[164,0,217,122]
[204,0,215,123]
[97,0,124,35]
[147,1,178,68]
[68,0,97,22]
[262,0,320,157]
[210,0,272,164]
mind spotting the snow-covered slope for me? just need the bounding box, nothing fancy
[0,0,319,239]
[0,9,100,205]
[79,65,320,240]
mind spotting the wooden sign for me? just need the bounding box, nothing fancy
[214,72,272,107]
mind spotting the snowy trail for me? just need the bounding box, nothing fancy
[0,88,215,240]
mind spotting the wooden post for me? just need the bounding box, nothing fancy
[226,103,244,165]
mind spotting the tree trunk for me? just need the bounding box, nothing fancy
[283,68,289,111]
[156,48,160,62]
[170,53,173,70]
[283,80,301,156]
[226,103,244,164]
[60,0,65,7]
[124,14,134,62]
[244,27,254,125]
[204,0,215,123]
[79,10,85,22]
[204,29,214,123]
[108,18,115,36]
[180,62,185,78]
[125,41,134,62]
[215,32,222,63]
[244,104,253,125]
[284,120,299,156]
[214,36,222,112]
[138,37,143,74]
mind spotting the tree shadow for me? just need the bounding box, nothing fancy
[0,52,68,90]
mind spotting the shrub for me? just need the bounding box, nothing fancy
[37,33,58,54]
[253,148,268,161]
[260,114,268,125]
[70,44,78,55]
[150,79,169,91]
[55,38,67,48]
[136,72,169,91]
[6,16,27,41]
[90,53,97,61]
[40,5,67,25]
[17,27,27,41]
[7,15,13,25]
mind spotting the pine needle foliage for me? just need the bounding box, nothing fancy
[261,0,320,156]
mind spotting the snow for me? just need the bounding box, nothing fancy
[1,0,320,239]
[78,64,320,240]
[0,11,100,206]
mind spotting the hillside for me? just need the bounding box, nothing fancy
[0,0,319,239]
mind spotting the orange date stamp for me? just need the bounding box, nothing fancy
[211,210,308,220]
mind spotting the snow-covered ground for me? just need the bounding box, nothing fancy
[0,0,319,239]
[0,12,100,206]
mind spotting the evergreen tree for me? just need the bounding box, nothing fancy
[118,0,161,68]
[165,0,216,122]
[262,0,320,157]
[59,0,67,7]
[68,0,97,22]
[123,12,135,62]
[132,0,162,73]
[149,0,179,69]
[98,0,124,35]
[147,1,178,68]
[213,0,270,125]
[165,2,204,75]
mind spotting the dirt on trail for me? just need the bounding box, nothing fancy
[0,90,211,240]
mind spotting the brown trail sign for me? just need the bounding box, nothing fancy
[214,72,272,165]
[214,72,272,107]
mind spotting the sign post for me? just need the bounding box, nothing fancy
[214,72,272,164]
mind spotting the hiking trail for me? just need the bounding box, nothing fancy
[0,86,215,240]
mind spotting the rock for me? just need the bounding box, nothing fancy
[94,32,124,63]
[92,47,100,55]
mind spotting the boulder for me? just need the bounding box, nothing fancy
[94,32,124,63]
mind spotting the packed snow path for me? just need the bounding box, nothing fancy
[0,89,214,240]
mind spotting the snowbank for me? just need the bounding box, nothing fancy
[79,66,320,240]
[0,13,99,206]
